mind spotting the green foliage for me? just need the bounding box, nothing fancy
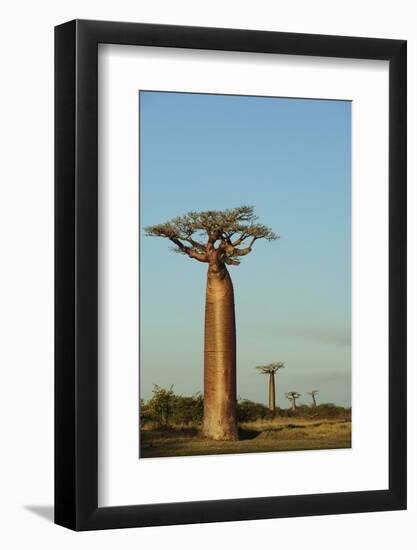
[141,385,203,427]
[144,206,278,266]
[140,388,351,428]
[170,393,204,424]
[279,403,351,419]
[142,385,175,426]
[237,399,269,422]
[144,206,278,242]
[314,403,351,419]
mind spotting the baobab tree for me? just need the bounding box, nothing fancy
[306,390,319,409]
[145,206,278,440]
[286,391,301,412]
[256,362,285,413]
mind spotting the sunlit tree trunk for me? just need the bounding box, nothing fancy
[291,397,296,411]
[268,373,276,412]
[202,265,238,440]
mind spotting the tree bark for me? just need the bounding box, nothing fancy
[202,265,238,440]
[268,373,276,413]
[291,398,296,411]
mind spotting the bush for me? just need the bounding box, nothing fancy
[170,393,204,425]
[273,403,351,419]
[141,385,203,427]
[237,399,269,422]
[315,403,351,419]
[142,385,175,426]
[140,387,351,428]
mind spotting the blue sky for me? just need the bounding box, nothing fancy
[139,91,351,407]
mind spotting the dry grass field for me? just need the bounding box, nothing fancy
[140,417,351,458]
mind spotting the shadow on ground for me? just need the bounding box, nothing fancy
[237,428,259,440]
[24,505,54,523]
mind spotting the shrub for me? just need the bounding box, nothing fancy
[237,399,269,422]
[315,403,351,419]
[140,387,351,427]
[143,385,175,426]
[141,385,203,427]
[170,393,204,425]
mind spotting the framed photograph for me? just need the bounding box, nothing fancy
[55,19,406,530]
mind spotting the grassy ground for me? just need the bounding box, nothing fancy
[140,417,351,458]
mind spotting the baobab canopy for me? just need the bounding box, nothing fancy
[144,205,279,266]
[256,362,285,374]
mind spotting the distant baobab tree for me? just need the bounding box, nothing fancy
[286,391,301,411]
[145,206,278,440]
[256,362,285,413]
[306,390,319,409]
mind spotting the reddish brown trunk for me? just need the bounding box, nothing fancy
[268,373,276,412]
[202,265,238,440]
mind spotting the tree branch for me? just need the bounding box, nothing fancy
[184,237,207,252]
[224,257,241,266]
[231,233,248,246]
[232,237,258,257]
[145,206,278,265]
[169,237,187,251]
[187,249,209,262]
[169,237,208,262]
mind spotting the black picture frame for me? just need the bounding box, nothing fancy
[55,19,407,531]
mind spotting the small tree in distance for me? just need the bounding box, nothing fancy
[256,362,285,413]
[285,391,301,412]
[146,385,175,426]
[306,390,319,409]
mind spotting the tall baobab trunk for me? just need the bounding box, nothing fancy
[145,206,278,440]
[268,373,276,412]
[202,265,238,440]
[291,397,296,411]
